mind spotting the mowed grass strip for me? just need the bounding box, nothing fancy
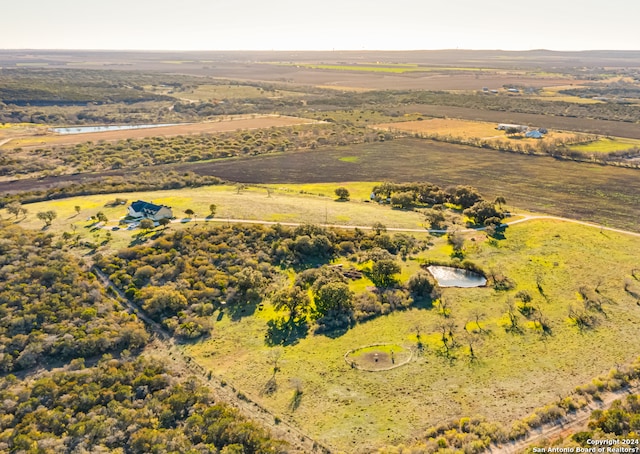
[185,219,640,452]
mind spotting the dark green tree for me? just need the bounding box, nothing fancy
[371,259,401,287]
[334,187,350,201]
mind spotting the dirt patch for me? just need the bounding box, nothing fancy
[345,344,412,371]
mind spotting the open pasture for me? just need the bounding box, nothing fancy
[1,115,318,150]
[1,183,427,244]
[184,218,640,452]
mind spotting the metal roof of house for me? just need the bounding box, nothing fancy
[130,200,169,214]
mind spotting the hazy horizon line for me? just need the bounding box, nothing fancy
[3,48,640,53]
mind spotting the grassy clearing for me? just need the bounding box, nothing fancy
[267,182,379,202]
[568,137,640,153]
[184,219,640,452]
[1,183,428,252]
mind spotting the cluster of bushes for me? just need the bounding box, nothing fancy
[0,224,149,372]
[0,171,223,208]
[0,152,56,177]
[371,182,504,226]
[17,123,390,174]
[0,355,286,453]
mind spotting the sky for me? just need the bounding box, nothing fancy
[2,0,640,51]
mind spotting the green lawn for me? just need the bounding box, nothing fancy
[568,137,640,153]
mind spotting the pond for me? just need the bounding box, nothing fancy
[427,265,487,288]
[50,123,181,135]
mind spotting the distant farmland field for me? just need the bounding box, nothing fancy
[177,138,640,232]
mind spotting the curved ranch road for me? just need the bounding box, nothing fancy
[132,213,640,238]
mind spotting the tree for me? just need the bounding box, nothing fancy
[158,217,171,229]
[424,208,446,229]
[407,270,437,299]
[36,210,57,227]
[74,205,81,215]
[184,208,195,218]
[314,282,352,317]
[448,231,465,257]
[370,259,401,287]
[450,186,482,209]
[139,218,155,232]
[334,187,350,201]
[272,286,310,321]
[390,191,414,209]
[463,201,504,226]
[208,204,217,217]
[372,222,386,235]
[6,201,23,219]
[494,196,506,209]
[96,211,108,223]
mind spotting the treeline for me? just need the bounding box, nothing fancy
[0,355,287,453]
[0,224,149,373]
[24,123,389,174]
[96,223,431,340]
[0,171,223,208]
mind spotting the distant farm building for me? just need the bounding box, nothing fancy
[128,200,173,220]
[525,130,544,139]
[497,124,528,132]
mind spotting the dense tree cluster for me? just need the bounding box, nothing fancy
[0,355,286,453]
[372,182,487,210]
[97,223,429,339]
[0,224,149,372]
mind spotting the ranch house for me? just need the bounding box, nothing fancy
[128,200,173,221]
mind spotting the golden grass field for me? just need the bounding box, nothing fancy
[375,118,587,146]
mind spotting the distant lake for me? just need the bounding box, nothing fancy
[51,123,181,135]
[427,265,487,288]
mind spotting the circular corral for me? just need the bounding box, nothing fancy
[344,343,412,371]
